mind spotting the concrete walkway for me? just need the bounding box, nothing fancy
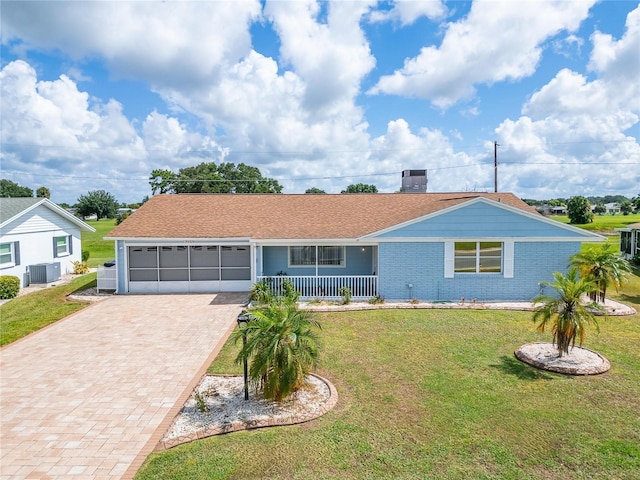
[0,293,246,479]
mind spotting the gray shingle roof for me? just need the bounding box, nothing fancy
[0,198,42,224]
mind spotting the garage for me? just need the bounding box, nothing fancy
[126,244,251,293]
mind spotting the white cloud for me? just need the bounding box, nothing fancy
[1,1,636,202]
[0,61,224,203]
[265,0,376,115]
[369,0,447,26]
[369,0,597,108]
[369,119,491,192]
[1,1,262,89]
[494,6,640,198]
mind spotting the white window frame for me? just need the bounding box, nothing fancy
[55,236,70,257]
[454,241,503,274]
[288,246,346,268]
[0,242,15,268]
[444,241,513,278]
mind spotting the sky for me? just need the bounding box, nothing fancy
[1,0,639,205]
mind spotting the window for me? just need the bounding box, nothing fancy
[454,242,502,273]
[54,236,71,257]
[289,246,345,267]
[1,243,15,267]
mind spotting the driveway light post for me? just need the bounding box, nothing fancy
[236,311,251,401]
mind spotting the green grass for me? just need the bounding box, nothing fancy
[552,213,640,232]
[82,218,117,267]
[0,273,97,346]
[136,275,640,480]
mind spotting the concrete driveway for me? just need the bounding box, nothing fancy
[0,293,246,479]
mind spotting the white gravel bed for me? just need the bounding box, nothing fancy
[515,342,611,375]
[163,374,331,442]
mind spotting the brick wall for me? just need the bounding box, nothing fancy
[378,241,581,301]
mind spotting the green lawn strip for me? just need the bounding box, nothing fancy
[137,278,640,480]
[0,273,97,346]
[553,213,640,232]
[82,219,117,267]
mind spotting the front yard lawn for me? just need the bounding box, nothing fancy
[0,273,97,346]
[136,276,640,479]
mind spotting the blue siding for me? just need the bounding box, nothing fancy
[262,246,375,276]
[378,241,580,301]
[375,202,588,238]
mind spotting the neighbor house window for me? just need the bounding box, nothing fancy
[454,242,502,273]
[289,246,345,267]
[0,243,15,267]
[54,236,70,257]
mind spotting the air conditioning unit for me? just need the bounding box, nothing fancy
[28,262,61,284]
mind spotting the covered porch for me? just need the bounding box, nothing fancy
[255,244,379,299]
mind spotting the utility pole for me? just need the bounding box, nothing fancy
[494,141,499,192]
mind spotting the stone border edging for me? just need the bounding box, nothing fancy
[514,342,611,375]
[155,373,338,450]
[300,298,636,316]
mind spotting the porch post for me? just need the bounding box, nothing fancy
[315,245,319,296]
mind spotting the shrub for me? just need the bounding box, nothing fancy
[281,278,300,302]
[632,253,640,267]
[81,250,90,262]
[368,295,384,304]
[249,279,274,304]
[72,261,90,274]
[0,275,20,299]
[116,212,130,225]
[339,286,351,305]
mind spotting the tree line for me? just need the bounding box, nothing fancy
[1,162,380,221]
[525,194,640,223]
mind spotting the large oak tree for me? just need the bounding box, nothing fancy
[149,162,282,195]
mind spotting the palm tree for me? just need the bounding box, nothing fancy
[569,244,632,302]
[533,269,604,357]
[232,298,321,401]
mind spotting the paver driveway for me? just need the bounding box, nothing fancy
[0,293,246,479]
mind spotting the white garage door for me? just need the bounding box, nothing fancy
[127,245,251,293]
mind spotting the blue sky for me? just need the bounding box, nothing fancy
[1,0,638,204]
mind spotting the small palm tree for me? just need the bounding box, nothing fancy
[232,298,321,401]
[533,269,604,357]
[569,244,632,302]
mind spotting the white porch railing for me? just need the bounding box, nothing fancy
[97,266,117,292]
[256,275,378,299]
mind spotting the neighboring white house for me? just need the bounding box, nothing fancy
[0,198,95,287]
[604,202,621,214]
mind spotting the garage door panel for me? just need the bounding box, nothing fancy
[159,269,189,281]
[160,246,188,268]
[129,247,158,268]
[190,269,220,281]
[130,269,158,282]
[190,246,219,267]
[221,268,251,280]
[221,246,250,267]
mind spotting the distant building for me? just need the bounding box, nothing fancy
[535,205,566,216]
[604,203,621,214]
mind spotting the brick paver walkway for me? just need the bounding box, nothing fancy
[0,293,245,479]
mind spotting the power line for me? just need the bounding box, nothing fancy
[2,157,637,185]
[1,138,637,154]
